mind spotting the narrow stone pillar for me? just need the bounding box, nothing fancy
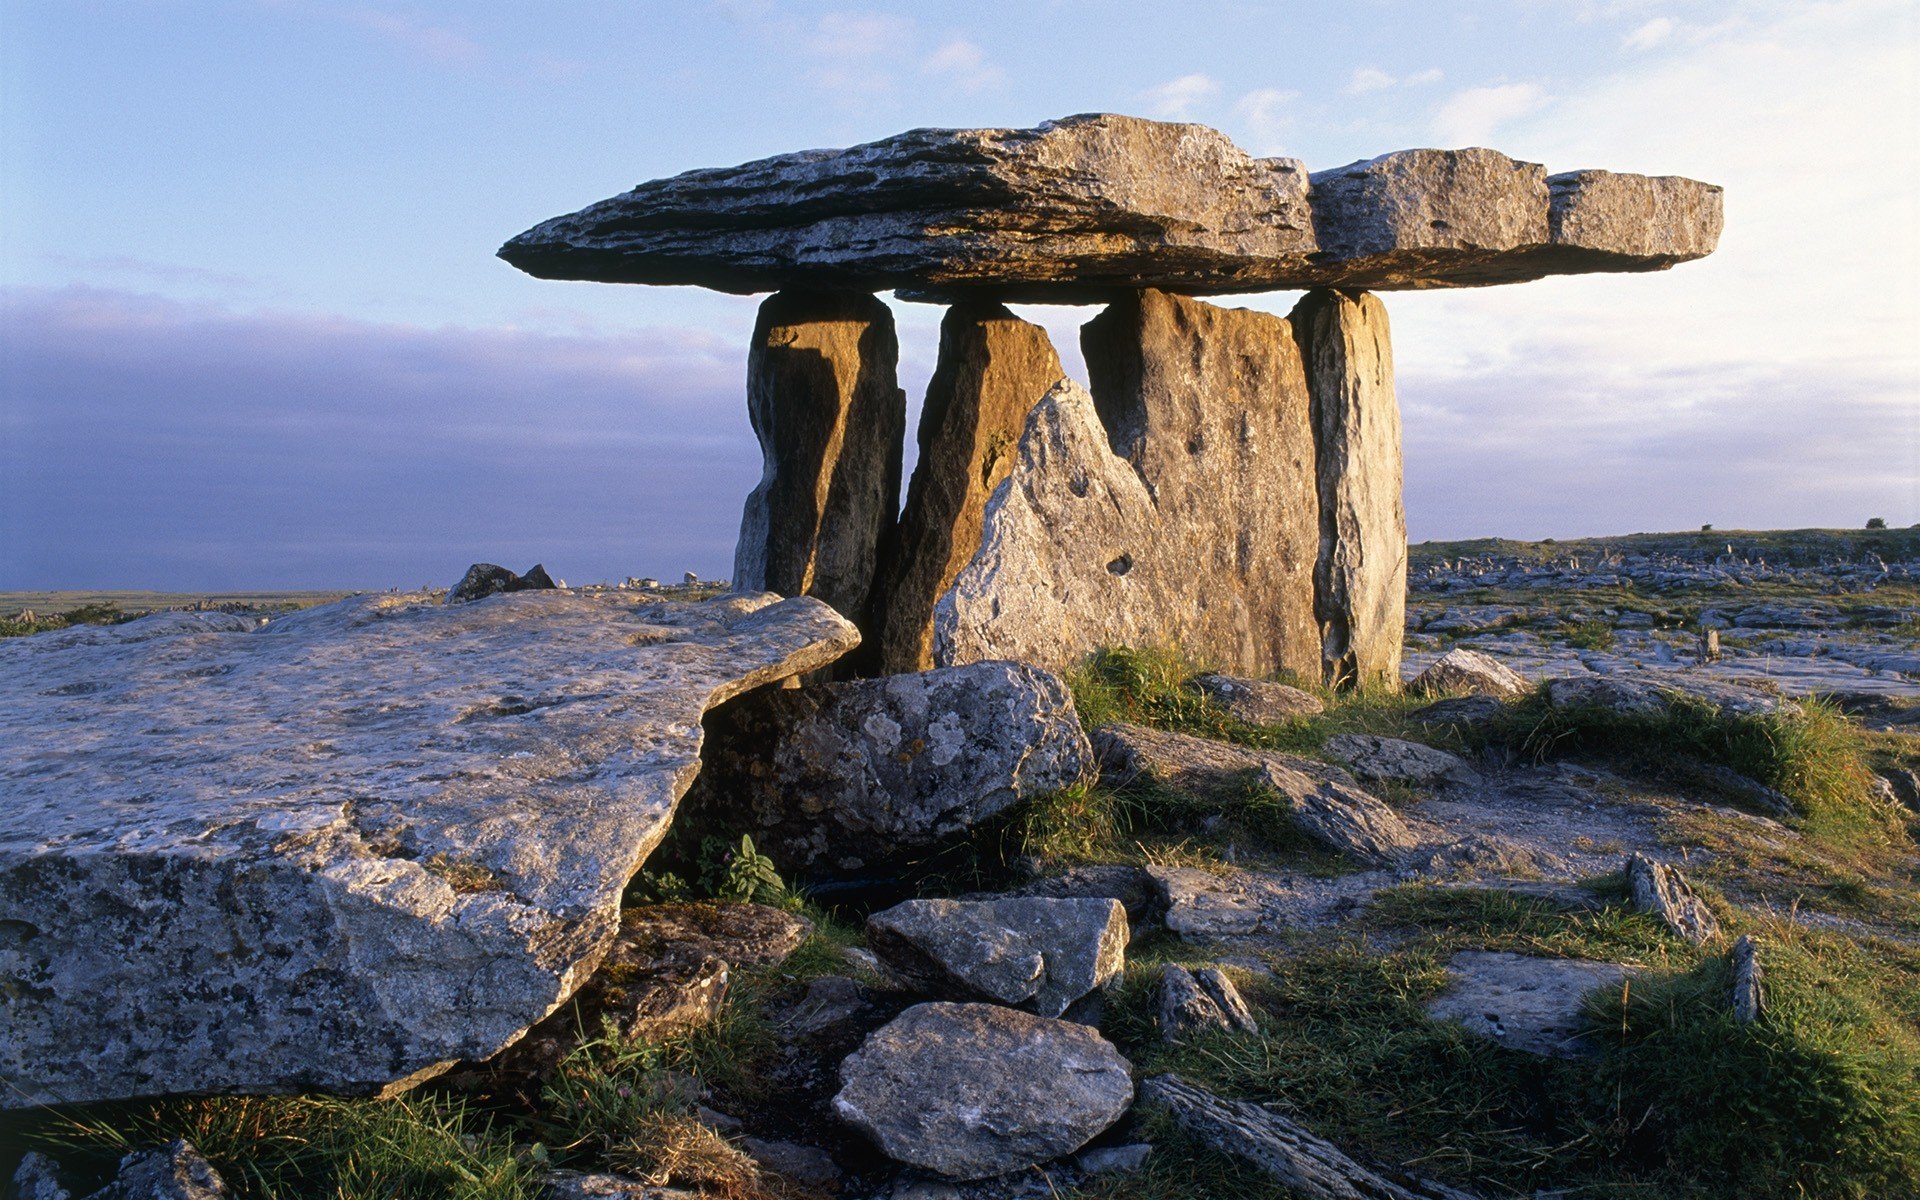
[874,303,1063,674]
[733,290,906,637]
[1292,289,1405,691]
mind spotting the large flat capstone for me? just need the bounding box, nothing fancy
[0,590,858,1107]
[499,113,1722,302]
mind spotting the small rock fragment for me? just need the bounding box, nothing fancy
[740,1137,841,1189]
[11,1152,70,1200]
[1196,967,1260,1033]
[1158,963,1259,1040]
[1187,673,1326,723]
[1626,853,1720,945]
[1005,864,1160,929]
[1409,648,1528,698]
[1256,757,1422,866]
[85,1141,230,1200]
[1407,694,1507,731]
[542,1170,700,1199]
[866,896,1127,1018]
[1324,734,1480,788]
[1730,934,1765,1025]
[1076,1143,1153,1174]
[833,1002,1134,1181]
[445,561,557,604]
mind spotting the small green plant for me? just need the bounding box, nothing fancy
[697,834,796,908]
[630,869,691,903]
[1563,617,1616,651]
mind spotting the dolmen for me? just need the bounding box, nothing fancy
[503,112,1721,688]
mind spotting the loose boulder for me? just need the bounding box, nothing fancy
[0,590,857,1107]
[1324,734,1480,788]
[1544,671,1784,719]
[833,1002,1134,1180]
[1409,648,1528,698]
[686,661,1092,875]
[1626,853,1720,944]
[866,896,1127,1018]
[1188,673,1326,722]
[446,561,556,604]
[1157,963,1259,1040]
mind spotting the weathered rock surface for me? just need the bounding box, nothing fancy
[686,661,1092,875]
[1409,694,1509,730]
[1730,934,1765,1024]
[492,902,811,1078]
[1142,1075,1482,1200]
[0,590,857,1107]
[1324,734,1481,788]
[1157,963,1259,1040]
[61,1141,231,1200]
[1148,864,1307,941]
[542,1171,699,1200]
[1188,673,1326,722]
[1426,951,1629,1058]
[867,896,1128,1018]
[936,291,1323,680]
[1409,648,1528,698]
[1006,864,1161,928]
[1626,853,1720,944]
[500,114,1720,302]
[1295,288,1405,689]
[1543,671,1785,719]
[833,1002,1134,1180]
[12,1152,69,1200]
[1096,722,1420,865]
[733,289,906,634]
[446,561,557,604]
[875,304,1064,673]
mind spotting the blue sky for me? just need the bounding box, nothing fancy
[2,0,1916,589]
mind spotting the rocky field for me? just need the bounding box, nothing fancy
[4,532,1918,1200]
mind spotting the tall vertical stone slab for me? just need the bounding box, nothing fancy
[875,303,1063,673]
[1293,289,1404,690]
[936,290,1321,680]
[734,290,906,635]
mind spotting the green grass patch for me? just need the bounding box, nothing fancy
[1564,617,1617,650]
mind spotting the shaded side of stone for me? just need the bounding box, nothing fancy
[734,289,906,646]
[874,303,1063,673]
[1293,288,1404,690]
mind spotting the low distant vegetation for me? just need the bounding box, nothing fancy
[0,602,131,639]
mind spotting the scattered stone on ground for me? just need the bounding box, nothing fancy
[0,590,856,1107]
[1626,852,1721,945]
[490,903,811,1079]
[1542,670,1784,719]
[445,562,557,605]
[501,114,1719,301]
[1257,757,1423,865]
[541,1170,699,1199]
[1426,951,1630,1058]
[12,1153,70,1200]
[1157,963,1259,1040]
[1682,762,1798,819]
[1187,672,1326,722]
[1730,934,1766,1024]
[739,1136,842,1189]
[1409,647,1529,697]
[777,975,879,1040]
[1076,1143,1153,1175]
[1408,694,1509,731]
[1324,733,1481,788]
[72,1141,231,1200]
[687,661,1091,875]
[731,289,905,636]
[1142,1075,1483,1200]
[833,1002,1134,1181]
[1875,766,1920,811]
[1005,864,1161,929]
[866,896,1128,1018]
[874,303,1064,673]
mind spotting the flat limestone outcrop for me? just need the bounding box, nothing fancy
[0,590,858,1107]
[500,114,1721,303]
[865,896,1127,1018]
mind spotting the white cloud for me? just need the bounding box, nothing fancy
[1623,16,1677,49]
[1232,88,1301,154]
[803,11,914,98]
[921,38,1006,94]
[1345,66,1397,95]
[1404,67,1445,87]
[1431,82,1548,145]
[1142,73,1221,118]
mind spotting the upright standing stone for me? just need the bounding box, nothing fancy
[734,290,906,637]
[874,303,1062,673]
[936,290,1321,679]
[1293,289,1404,690]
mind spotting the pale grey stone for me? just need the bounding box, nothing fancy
[1324,734,1481,788]
[1142,1075,1483,1199]
[1626,853,1720,945]
[1157,963,1258,1040]
[733,289,905,638]
[501,115,1718,302]
[542,1171,699,1200]
[1187,673,1326,723]
[84,1141,230,1200]
[1543,671,1785,719]
[867,897,1128,1018]
[1075,1143,1152,1174]
[1294,289,1405,689]
[0,590,857,1107]
[1409,648,1529,698]
[936,291,1323,681]
[739,1137,841,1188]
[833,1002,1134,1180]
[1426,951,1630,1058]
[687,661,1092,875]
[1730,934,1765,1024]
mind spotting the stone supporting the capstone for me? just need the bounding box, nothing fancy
[733,290,906,639]
[874,303,1064,673]
[935,289,1322,679]
[1293,289,1405,690]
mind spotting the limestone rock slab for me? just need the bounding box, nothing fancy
[501,115,1720,302]
[1323,734,1480,788]
[1409,647,1529,698]
[733,289,906,635]
[1426,951,1629,1058]
[936,291,1322,680]
[1187,673,1326,723]
[833,1001,1134,1180]
[875,303,1063,673]
[0,590,858,1107]
[867,896,1127,1018]
[686,661,1092,875]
